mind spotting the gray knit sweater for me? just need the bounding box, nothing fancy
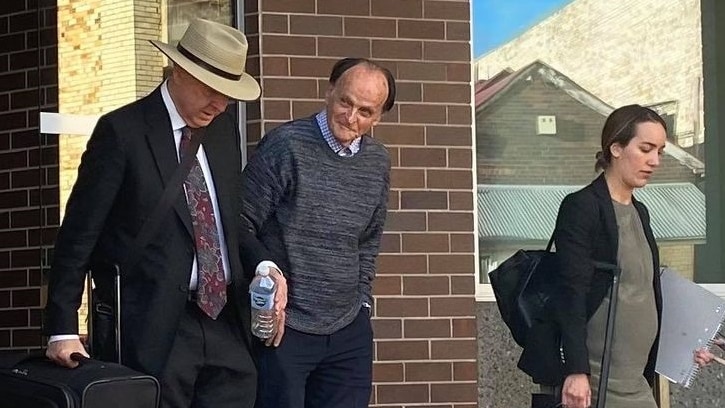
[241,116,390,335]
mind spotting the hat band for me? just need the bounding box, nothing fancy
[177,44,242,81]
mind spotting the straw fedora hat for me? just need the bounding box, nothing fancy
[150,18,260,101]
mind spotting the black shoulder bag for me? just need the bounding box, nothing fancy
[489,233,566,388]
[488,234,559,349]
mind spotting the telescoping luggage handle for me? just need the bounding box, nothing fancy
[113,265,121,365]
[592,261,621,408]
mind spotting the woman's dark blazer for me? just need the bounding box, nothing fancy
[554,173,662,387]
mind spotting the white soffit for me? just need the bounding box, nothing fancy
[40,112,99,136]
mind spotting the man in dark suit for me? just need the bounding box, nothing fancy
[44,18,286,408]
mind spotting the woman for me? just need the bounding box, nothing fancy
[555,104,666,408]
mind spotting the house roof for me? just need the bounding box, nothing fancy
[474,60,612,115]
[477,183,706,243]
[474,60,705,174]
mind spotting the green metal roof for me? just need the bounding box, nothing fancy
[477,183,705,243]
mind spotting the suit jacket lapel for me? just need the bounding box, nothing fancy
[592,173,619,261]
[143,88,194,237]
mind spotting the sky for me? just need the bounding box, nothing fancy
[472,0,572,57]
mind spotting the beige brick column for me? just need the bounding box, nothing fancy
[58,0,165,333]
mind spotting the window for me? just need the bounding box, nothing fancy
[472,0,717,300]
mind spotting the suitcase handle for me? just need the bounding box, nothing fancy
[70,352,92,366]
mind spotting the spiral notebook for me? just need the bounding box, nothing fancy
[655,267,725,388]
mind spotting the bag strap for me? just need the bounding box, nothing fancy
[121,128,204,276]
[545,231,556,252]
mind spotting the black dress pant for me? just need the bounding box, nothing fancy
[158,301,256,408]
[255,309,373,408]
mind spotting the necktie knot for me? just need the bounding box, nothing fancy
[180,127,193,157]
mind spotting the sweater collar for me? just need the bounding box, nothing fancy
[315,111,361,156]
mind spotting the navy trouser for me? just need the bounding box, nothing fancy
[254,309,373,408]
[158,302,257,408]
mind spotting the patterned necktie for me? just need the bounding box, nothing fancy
[180,126,227,319]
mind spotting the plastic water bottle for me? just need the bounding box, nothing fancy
[250,268,276,339]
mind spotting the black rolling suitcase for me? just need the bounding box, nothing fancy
[0,352,159,408]
[0,223,160,408]
[0,265,159,408]
[0,260,159,408]
[531,262,622,408]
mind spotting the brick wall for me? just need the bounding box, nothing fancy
[245,0,477,406]
[474,0,704,148]
[0,0,59,350]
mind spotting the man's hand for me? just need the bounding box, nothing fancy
[270,267,287,312]
[694,347,716,366]
[694,337,725,367]
[266,309,286,347]
[561,373,591,408]
[46,339,89,368]
[714,336,725,351]
[265,267,287,347]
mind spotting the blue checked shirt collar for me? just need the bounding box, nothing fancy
[315,111,361,157]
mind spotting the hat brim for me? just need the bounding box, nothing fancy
[150,39,261,101]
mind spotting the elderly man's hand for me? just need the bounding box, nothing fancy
[46,339,89,368]
[266,309,286,347]
[265,267,287,347]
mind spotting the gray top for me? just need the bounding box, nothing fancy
[240,116,390,335]
[586,200,658,408]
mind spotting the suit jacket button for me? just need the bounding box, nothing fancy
[178,284,188,292]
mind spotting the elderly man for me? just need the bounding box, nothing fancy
[241,57,395,408]
[44,18,285,408]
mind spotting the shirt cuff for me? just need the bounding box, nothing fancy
[256,260,282,277]
[49,334,80,344]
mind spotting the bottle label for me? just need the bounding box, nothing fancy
[251,292,274,310]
